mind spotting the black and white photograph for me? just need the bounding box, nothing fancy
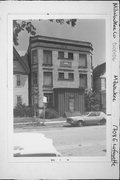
[13,18,106,158]
[0,1,119,179]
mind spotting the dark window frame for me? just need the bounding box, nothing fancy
[16,74,21,87]
[43,50,52,66]
[58,72,64,80]
[68,73,74,80]
[43,71,53,87]
[32,49,38,65]
[32,72,38,86]
[79,54,87,68]
[58,51,64,59]
[79,74,87,88]
[58,51,74,60]
[68,52,73,60]
[17,95,22,105]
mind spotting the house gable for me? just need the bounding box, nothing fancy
[13,47,29,74]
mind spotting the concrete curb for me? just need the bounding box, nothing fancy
[14,120,66,125]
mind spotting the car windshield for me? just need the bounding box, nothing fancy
[84,112,101,116]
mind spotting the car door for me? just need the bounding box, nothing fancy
[95,112,101,123]
[84,112,97,125]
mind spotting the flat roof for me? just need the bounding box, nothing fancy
[29,35,93,50]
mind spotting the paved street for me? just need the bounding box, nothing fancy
[15,124,106,156]
[39,125,106,156]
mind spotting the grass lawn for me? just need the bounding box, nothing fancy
[14,117,37,123]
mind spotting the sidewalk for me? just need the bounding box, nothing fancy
[14,117,66,126]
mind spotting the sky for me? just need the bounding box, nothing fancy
[16,19,105,68]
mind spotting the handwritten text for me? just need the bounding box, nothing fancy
[111,125,119,166]
[113,3,118,39]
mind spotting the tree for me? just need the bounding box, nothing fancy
[13,19,77,45]
[13,20,36,46]
[85,89,100,111]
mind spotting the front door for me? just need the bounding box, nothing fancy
[69,97,75,112]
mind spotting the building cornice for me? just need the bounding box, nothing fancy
[13,71,28,75]
[29,35,93,52]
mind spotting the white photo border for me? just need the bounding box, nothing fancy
[0,1,119,179]
[8,14,110,163]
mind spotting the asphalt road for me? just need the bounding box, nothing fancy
[39,125,106,156]
[21,124,106,157]
[15,122,106,156]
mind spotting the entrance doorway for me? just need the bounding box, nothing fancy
[69,97,75,112]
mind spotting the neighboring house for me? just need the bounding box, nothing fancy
[28,35,93,116]
[93,62,106,112]
[13,47,30,107]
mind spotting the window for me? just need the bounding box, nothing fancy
[58,72,64,79]
[43,72,52,87]
[32,49,38,64]
[17,95,22,105]
[101,78,106,90]
[79,54,87,67]
[16,74,21,86]
[58,51,74,60]
[88,112,100,116]
[68,52,73,60]
[96,112,100,116]
[68,73,74,80]
[43,50,52,65]
[32,72,38,86]
[58,51,64,59]
[88,112,96,116]
[79,74,87,88]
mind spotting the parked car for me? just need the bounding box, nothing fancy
[14,133,61,157]
[66,111,106,127]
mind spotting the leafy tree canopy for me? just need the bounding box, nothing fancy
[13,19,77,46]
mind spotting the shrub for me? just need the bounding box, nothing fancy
[40,108,59,119]
[14,104,34,117]
[85,89,100,111]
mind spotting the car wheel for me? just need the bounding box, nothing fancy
[77,121,83,127]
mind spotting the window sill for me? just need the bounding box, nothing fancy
[58,78,74,81]
[78,66,87,68]
[42,64,53,66]
[58,58,73,60]
[43,85,53,88]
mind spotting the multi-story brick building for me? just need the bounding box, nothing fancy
[28,35,93,116]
